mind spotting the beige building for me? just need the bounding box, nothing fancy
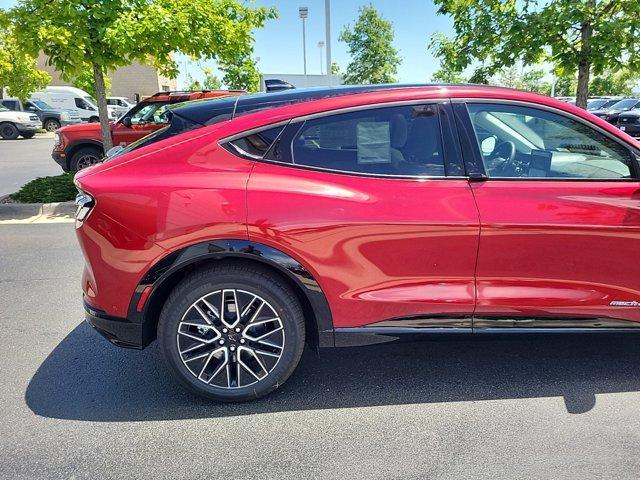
[37,54,177,102]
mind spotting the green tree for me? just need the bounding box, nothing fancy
[492,66,551,94]
[11,0,276,150]
[72,69,111,98]
[339,5,401,84]
[330,62,341,76]
[589,69,638,96]
[202,67,222,90]
[219,53,260,92]
[0,11,50,100]
[431,0,640,108]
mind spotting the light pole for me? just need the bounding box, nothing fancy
[325,0,331,84]
[318,41,325,75]
[299,7,308,76]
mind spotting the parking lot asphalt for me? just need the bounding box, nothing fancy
[0,135,61,197]
[2,222,640,479]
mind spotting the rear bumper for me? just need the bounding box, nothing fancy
[84,301,144,349]
[16,122,39,133]
[618,124,640,137]
[61,119,82,127]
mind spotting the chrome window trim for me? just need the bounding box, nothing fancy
[456,98,640,181]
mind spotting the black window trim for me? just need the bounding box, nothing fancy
[220,98,469,181]
[455,98,640,182]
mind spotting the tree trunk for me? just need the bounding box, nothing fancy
[576,59,590,109]
[575,2,594,109]
[92,62,113,151]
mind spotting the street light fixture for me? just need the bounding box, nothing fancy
[299,6,308,76]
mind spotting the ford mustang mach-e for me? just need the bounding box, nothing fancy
[74,85,640,401]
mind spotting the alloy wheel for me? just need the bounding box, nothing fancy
[76,154,100,169]
[176,289,285,389]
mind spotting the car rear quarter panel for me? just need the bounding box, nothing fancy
[76,129,253,316]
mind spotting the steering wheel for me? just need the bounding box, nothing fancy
[486,140,517,176]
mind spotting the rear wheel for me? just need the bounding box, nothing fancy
[0,123,19,140]
[158,264,306,402]
[44,119,61,131]
[70,146,102,171]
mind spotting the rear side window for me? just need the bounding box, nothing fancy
[291,105,445,177]
[224,125,286,160]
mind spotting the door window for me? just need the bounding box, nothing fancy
[130,103,171,125]
[467,103,635,179]
[291,105,445,177]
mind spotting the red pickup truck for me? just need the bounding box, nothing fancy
[52,90,244,171]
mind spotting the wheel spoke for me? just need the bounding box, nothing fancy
[193,303,214,325]
[200,297,220,320]
[219,289,241,328]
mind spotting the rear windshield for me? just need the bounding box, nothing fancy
[610,99,638,109]
[106,113,201,160]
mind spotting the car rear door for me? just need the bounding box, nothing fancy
[455,101,640,329]
[244,102,480,334]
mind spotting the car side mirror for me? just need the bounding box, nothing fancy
[121,116,132,128]
[26,106,36,112]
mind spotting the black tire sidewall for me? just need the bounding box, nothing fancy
[71,147,102,171]
[0,123,19,140]
[45,119,60,131]
[158,266,305,402]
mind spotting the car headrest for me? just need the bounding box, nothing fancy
[390,114,408,149]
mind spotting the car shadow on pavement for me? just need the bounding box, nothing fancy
[26,322,640,421]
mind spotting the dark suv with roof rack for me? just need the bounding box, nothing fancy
[52,90,244,171]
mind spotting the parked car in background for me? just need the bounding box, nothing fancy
[75,84,640,402]
[53,89,244,171]
[0,104,40,139]
[107,96,135,117]
[31,86,118,123]
[590,98,640,123]
[0,97,81,131]
[616,109,640,137]
[586,98,620,111]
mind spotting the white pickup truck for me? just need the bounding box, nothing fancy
[0,104,41,139]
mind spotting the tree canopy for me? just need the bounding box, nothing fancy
[339,5,401,84]
[10,0,276,148]
[430,0,640,107]
[0,11,50,100]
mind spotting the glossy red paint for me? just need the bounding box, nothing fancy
[471,180,640,322]
[247,164,479,327]
[74,85,640,341]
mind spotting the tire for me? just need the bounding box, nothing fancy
[0,122,19,140]
[158,263,306,402]
[89,116,99,123]
[20,131,36,139]
[70,146,103,171]
[44,118,61,131]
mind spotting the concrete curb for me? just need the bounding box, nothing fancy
[0,201,75,222]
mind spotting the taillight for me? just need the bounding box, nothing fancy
[74,191,94,222]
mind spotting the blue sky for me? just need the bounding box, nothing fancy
[0,0,453,87]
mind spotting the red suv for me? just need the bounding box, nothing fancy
[74,85,640,402]
[53,90,243,171]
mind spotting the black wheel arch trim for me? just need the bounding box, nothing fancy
[127,239,334,349]
[64,139,104,158]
